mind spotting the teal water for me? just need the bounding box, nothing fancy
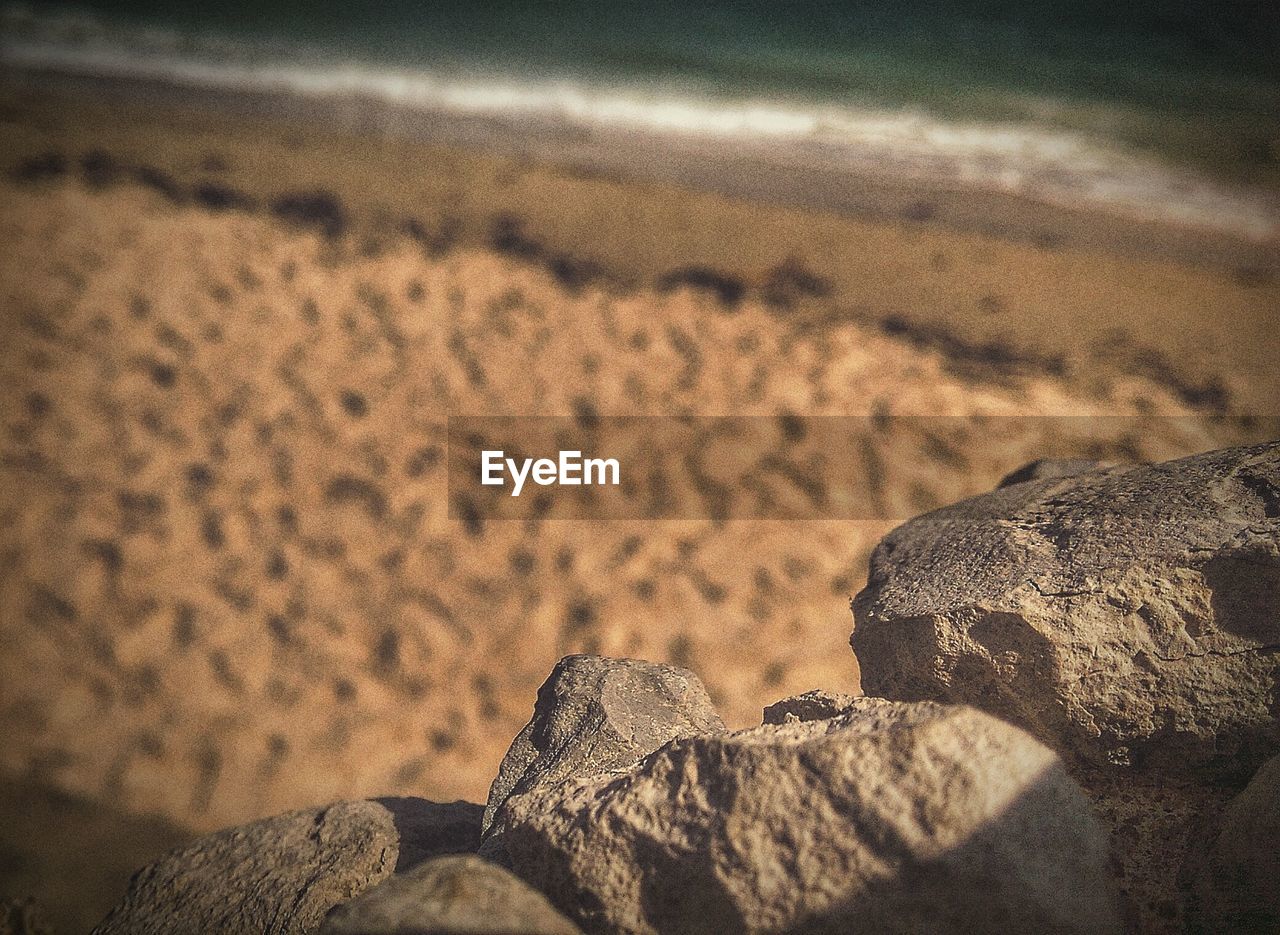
[4,1,1280,199]
[12,1,1278,111]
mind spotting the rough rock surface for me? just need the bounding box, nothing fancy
[852,442,1280,777]
[1084,772,1233,932]
[481,655,724,843]
[1187,753,1280,933]
[320,854,582,935]
[501,698,1121,935]
[761,689,860,724]
[93,798,482,935]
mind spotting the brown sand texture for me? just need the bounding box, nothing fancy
[0,83,1277,929]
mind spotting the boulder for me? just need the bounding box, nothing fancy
[481,655,724,846]
[93,798,482,935]
[852,442,1280,778]
[501,698,1121,934]
[1187,753,1280,933]
[320,854,581,935]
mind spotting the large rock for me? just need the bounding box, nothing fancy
[852,442,1280,778]
[500,698,1121,934]
[94,798,482,935]
[1186,753,1280,933]
[320,854,581,935]
[481,655,724,845]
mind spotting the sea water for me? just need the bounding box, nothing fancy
[3,0,1278,235]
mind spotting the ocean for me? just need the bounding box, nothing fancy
[3,0,1279,235]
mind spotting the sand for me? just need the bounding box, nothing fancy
[0,78,1277,930]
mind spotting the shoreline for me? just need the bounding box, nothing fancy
[3,61,1279,270]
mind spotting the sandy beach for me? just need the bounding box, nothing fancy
[0,72,1278,931]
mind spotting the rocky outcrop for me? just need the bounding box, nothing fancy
[852,442,1280,778]
[481,654,724,850]
[1186,753,1280,933]
[851,442,1280,932]
[93,798,482,935]
[500,698,1121,935]
[320,855,581,935]
[85,439,1280,935]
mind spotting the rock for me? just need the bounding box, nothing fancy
[852,442,1280,778]
[1187,753,1280,933]
[94,798,482,935]
[501,698,1121,934]
[853,443,1280,932]
[996,458,1105,488]
[761,688,860,724]
[1086,773,1234,933]
[320,855,581,935]
[481,654,724,844]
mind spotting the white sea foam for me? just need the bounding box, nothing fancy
[2,3,1276,239]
